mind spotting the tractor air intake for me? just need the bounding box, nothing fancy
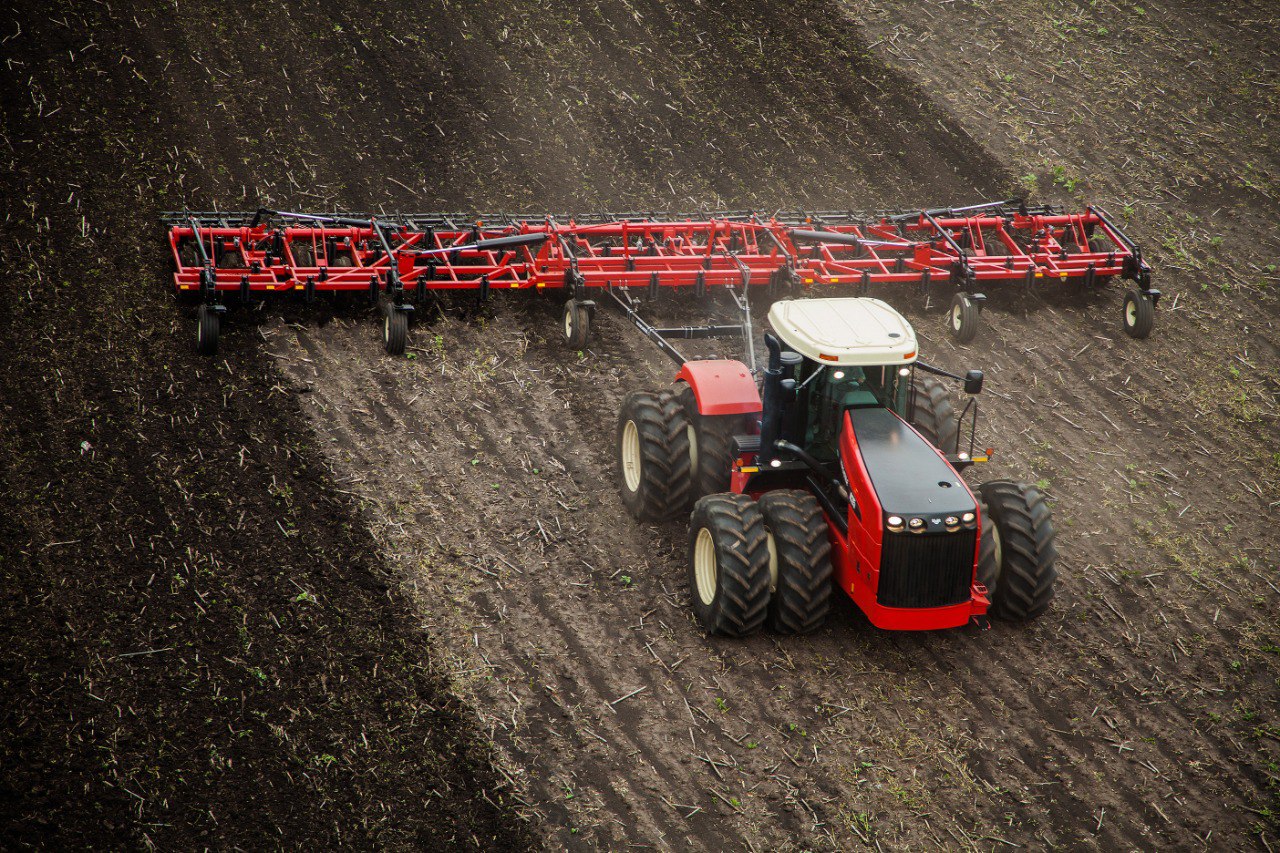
[876,530,975,609]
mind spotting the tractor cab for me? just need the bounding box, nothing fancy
[757,297,984,470]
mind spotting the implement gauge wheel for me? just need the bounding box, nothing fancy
[196,305,220,356]
[617,390,691,521]
[562,299,591,349]
[384,309,407,355]
[1121,289,1155,339]
[759,490,832,634]
[689,493,771,636]
[948,292,980,344]
[976,480,1058,620]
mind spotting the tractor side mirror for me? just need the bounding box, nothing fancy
[964,370,984,395]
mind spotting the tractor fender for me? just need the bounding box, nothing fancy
[675,359,761,416]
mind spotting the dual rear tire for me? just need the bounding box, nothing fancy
[617,390,692,521]
[909,375,959,453]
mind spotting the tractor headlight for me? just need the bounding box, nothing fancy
[961,511,976,528]
[907,517,926,533]
[944,515,960,532]
[886,515,905,533]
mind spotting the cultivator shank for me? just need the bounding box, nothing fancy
[165,200,1156,355]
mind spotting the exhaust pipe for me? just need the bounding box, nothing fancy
[758,335,803,465]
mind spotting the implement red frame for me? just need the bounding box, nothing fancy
[166,202,1152,299]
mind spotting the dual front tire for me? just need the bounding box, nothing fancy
[688,490,832,637]
[976,480,1059,620]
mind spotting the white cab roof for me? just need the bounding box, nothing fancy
[766,297,918,366]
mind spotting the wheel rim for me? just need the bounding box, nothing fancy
[621,419,642,492]
[694,527,717,605]
[197,317,204,346]
[951,303,964,331]
[564,306,575,341]
[687,424,698,471]
[384,315,391,343]
[1125,298,1137,328]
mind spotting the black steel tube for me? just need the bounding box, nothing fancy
[652,325,745,339]
[788,228,864,247]
[757,334,785,465]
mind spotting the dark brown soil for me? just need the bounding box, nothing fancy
[3,0,1278,849]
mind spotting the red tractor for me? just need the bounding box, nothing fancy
[616,297,1057,635]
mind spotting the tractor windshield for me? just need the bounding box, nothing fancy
[799,362,911,460]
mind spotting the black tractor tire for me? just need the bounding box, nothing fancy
[384,309,408,355]
[617,390,692,521]
[976,481,1058,621]
[676,385,751,502]
[758,490,833,634]
[1121,289,1155,339]
[196,305,220,356]
[689,493,772,636]
[909,375,959,453]
[947,292,980,344]
[562,299,591,349]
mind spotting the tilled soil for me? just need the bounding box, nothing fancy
[3,0,1278,849]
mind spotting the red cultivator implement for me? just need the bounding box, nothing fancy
[165,199,1157,355]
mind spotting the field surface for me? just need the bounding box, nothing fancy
[2,0,1277,850]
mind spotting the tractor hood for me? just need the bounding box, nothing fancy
[846,407,975,521]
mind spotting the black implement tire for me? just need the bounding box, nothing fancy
[384,309,407,355]
[759,490,832,634]
[676,385,752,502]
[909,376,958,453]
[947,292,980,344]
[1122,289,1155,339]
[617,390,692,521]
[689,493,771,636]
[976,481,1058,621]
[562,299,591,349]
[981,230,1008,256]
[196,305,220,356]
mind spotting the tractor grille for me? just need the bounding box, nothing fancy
[877,530,976,609]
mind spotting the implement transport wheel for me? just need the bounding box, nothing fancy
[676,385,750,503]
[617,390,691,521]
[689,493,772,636]
[1121,289,1155,339]
[948,292,980,344]
[562,299,591,349]
[759,490,832,634]
[196,305,220,356]
[384,309,408,355]
[976,480,1058,620]
[909,375,958,453]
